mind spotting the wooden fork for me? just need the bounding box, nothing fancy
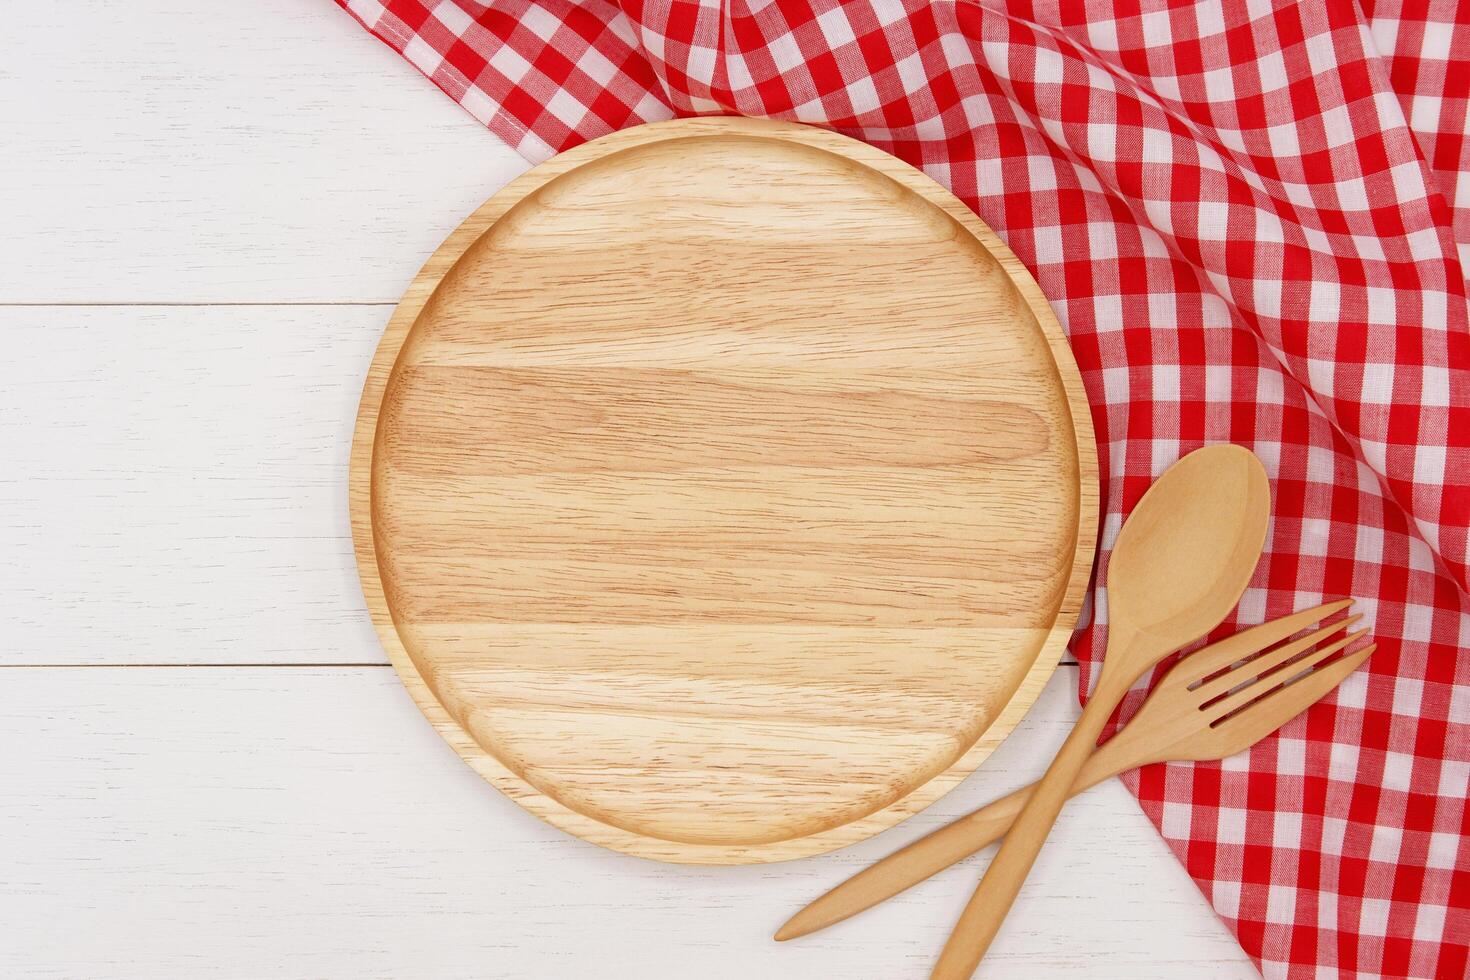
[776,600,1372,941]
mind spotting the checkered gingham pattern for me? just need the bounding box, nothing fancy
[337,1,1470,975]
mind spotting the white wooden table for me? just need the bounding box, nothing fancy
[0,3,1259,977]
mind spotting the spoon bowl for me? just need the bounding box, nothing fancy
[1104,444,1272,674]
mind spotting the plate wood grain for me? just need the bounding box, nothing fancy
[351,117,1098,864]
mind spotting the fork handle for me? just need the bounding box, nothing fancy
[776,732,1136,941]
[932,679,1127,979]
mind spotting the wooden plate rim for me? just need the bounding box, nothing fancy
[349,116,1100,864]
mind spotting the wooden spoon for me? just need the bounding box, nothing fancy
[931,444,1270,979]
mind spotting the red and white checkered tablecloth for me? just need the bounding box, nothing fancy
[336,1,1470,975]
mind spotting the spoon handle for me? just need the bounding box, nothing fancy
[776,732,1132,941]
[931,679,1127,980]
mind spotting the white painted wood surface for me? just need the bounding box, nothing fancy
[0,1,1258,976]
[0,0,527,303]
[1,305,384,666]
[0,671,1254,980]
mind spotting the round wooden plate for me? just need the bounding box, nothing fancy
[351,117,1098,864]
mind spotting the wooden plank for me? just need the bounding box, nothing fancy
[0,305,381,665]
[0,666,1255,979]
[0,303,1084,670]
[0,0,527,304]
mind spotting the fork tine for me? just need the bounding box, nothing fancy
[1208,644,1374,742]
[1204,630,1368,722]
[1193,614,1362,700]
[1170,599,1353,687]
